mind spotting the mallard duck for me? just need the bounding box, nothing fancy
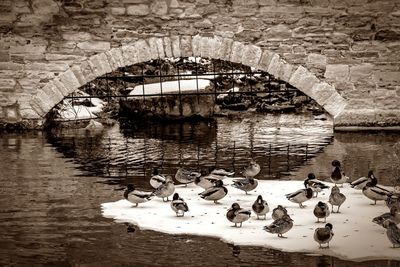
[232,177,258,195]
[285,188,313,208]
[264,214,293,238]
[314,223,334,249]
[386,195,400,210]
[304,173,329,197]
[328,185,347,213]
[226,202,251,227]
[150,168,167,189]
[330,160,349,187]
[242,160,260,178]
[199,179,228,203]
[194,170,221,189]
[175,167,201,186]
[171,193,189,217]
[272,205,288,221]
[123,184,155,207]
[350,170,377,190]
[210,168,234,177]
[252,195,270,220]
[154,176,175,202]
[373,207,400,226]
[362,180,392,205]
[382,219,400,248]
[313,201,331,223]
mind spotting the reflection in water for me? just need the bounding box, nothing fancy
[0,115,400,266]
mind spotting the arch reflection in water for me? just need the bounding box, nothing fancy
[47,114,333,187]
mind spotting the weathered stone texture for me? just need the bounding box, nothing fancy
[0,0,400,128]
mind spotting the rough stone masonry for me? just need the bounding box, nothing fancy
[0,0,399,129]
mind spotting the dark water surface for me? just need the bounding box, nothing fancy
[1,114,399,266]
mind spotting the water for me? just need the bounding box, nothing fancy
[0,114,399,266]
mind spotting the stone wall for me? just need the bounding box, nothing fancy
[0,0,399,129]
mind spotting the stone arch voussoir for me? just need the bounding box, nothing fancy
[29,34,347,121]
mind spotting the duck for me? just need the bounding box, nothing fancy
[285,188,313,208]
[210,167,234,177]
[304,173,329,197]
[226,203,251,227]
[170,193,189,217]
[314,223,334,249]
[350,170,377,190]
[386,195,400,210]
[272,205,288,221]
[252,195,270,220]
[330,160,349,187]
[313,201,331,223]
[123,184,155,207]
[175,167,201,186]
[328,185,347,213]
[242,159,260,178]
[264,214,294,238]
[383,219,400,248]
[372,207,400,226]
[199,179,228,204]
[154,176,175,202]
[194,170,222,190]
[150,168,167,189]
[362,180,392,205]
[232,177,258,195]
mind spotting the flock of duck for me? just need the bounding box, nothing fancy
[123,159,400,249]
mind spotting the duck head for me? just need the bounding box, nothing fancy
[231,202,241,210]
[307,173,316,180]
[256,195,263,203]
[325,223,333,230]
[331,185,340,193]
[390,206,398,215]
[124,184,135,199]
[332,160,341,167]
[317,201,326,208]
[215,179,224,187]
[172,193,180,201]
[282,214,293,222]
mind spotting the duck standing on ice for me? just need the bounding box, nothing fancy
[150,168,167,189]
[330,160,349,187]
[313,201,330,223]
[124,184,155,207]
[362,180,392,205]
[175,167,201,186]
[264,214,293,238]
[272,205,288,220]
[171,193,189,217]
[199,179,228,204]
[154,176,175,202]
[314,223,334,249]
[226,203,251,227]
[304,173,329,197]
[372,207,400,226]
[350,170,376,190]
[285,188,313,208]
[382,219,400,248]
[232,177,258,195]
[328,185,347,213]
[252,195,270,220]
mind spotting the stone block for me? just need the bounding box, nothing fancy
[230,41,244,64]
[77,41,110,52]
[78,60,96,84]
[170,0,180,8]
[200,37,222,59]
[170,36,181,58]
[88,53,113,78]
[19,107,40,120]
[163,37,173,58]
[264,24,292,40]
[41,83,64,105]
[134,39,152,63]
[266,54,293,82]
[32,0,59,14]
[257,50,275,71]
[289,65,320,95]
[306,53,327,70]
[121,44,140,66]
[71,65,88,86]
[216,38,233,61]
[322,92,347,118]
[52,79,70,96]
[191,35,202,57]
[58,69,82,94]
[25,62,69,72]
[324,64,350,82]
[150,1,168,16]
[10,44,47,55]
[180,36,193,57]
[62,32,92,41]
[105,48,126,70]
[127,4,150,16]
[242,44,262,68]
[309,82,337,106]
[149,37,165,59]
[0,79,16,89]
[111,7,126,16]
[349,63,373,82]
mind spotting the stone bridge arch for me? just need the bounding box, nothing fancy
[30,35,347,125]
